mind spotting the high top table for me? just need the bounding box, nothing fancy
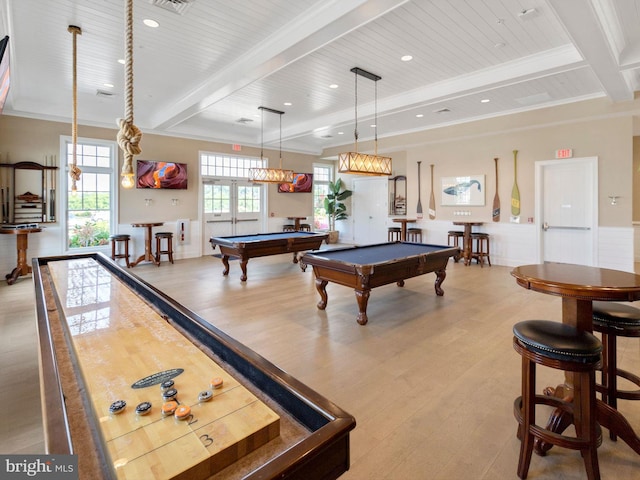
[452,221,483,265]
[392,218,417,241]
[0,226,42,284]
[511,263,640,455]
[131,222,164,267]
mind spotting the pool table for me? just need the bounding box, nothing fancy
[301,242,460,325]
[210,231,328,281]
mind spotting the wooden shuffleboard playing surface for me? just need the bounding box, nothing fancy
[47,258,280,479]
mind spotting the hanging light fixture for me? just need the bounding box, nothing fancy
[117,0,142,189]
[338,67,392,176]
[248,106,294,183]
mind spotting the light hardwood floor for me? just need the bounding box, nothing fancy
[1,251,639,479]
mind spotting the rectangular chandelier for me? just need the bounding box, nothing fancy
[248,167,294,183]
[338,152,392,176]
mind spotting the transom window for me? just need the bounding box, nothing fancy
[200,153,265,178]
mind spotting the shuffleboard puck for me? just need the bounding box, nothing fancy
[135,401,152,415]
[109,400,127,414]
[198,390,213,402]
[210,377,224,389]
[160,380,174,392]
[162,388,178,401]
[174,405,191,421]
[161,401,178,416]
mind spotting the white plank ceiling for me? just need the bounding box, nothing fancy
[1,0,639,155]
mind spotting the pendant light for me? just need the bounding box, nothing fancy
[338,67,392,176]
[248,106,294,183]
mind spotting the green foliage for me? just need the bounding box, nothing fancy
[323,178,353,231]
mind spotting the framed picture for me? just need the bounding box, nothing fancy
[277,173,313,193]
[441,175,485,206]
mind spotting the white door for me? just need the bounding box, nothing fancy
[352,177,388,245]
[202,179,264,252]
[535,157,598,265]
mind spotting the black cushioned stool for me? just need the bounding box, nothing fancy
[109,234,131,268]
[154,232,174,265]
[299,223,312,232]
[282,224,296,232]
[512,320,602,480]
[592,301,640,440]
[387,227,401,241]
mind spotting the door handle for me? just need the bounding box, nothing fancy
[543,223,590,231]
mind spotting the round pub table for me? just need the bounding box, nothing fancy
[130,222,164,267]
[0,226,42,284]
[511,263,640,455]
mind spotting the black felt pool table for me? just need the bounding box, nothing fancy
[210,231,328,281]
[301,242,460,325]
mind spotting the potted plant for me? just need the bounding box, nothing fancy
[324,178,353,243]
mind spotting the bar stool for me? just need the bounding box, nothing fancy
[388,226,401,241]
[282,224,296,232]
[299,223,312,232]
[155,232,174,265]
[109,234,131,268]
[592,301,640,440]
[512,320,602,480]
[447,230,463,247]
[407,228,422,242]
[471,232,491,267]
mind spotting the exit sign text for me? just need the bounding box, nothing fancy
[555,148,573,159]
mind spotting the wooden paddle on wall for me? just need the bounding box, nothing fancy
[416,161,423,219]
[492,157,500,222]
[511,150,520,217]
[428,164,436,219]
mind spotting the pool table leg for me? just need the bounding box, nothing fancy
[354,290,371,325]
[239,259,249,282]
[315,279,328,310]
[220,255,230,276]
[292,252,299,264]
[434,269,446,296]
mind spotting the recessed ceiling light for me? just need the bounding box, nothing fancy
[401,55,413,62]
[284,102,292,106]
[370,123,376,128]
[416,114,424,118]
[480,98,490,103]
[143,19,159,28]
[103,83,114,88]
[329,84,338,89]
[494,42,505,48]
[338,131,344,135]
[117,59,125,64]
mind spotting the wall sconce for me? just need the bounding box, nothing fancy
[144,198,152,206]
[608,195,620,205]
[171,199,179,206]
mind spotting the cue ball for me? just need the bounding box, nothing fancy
[109,400,127,414]
[135,401,152,415]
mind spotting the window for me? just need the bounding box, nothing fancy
[313,164,333,230]
[60,137,117,251]
[200,152,264,178]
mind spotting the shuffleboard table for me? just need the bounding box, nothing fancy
[33,253,355,479]
[209,231,328,281]
[301,242,460,325]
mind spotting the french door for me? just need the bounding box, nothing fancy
[202,179,264,252]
